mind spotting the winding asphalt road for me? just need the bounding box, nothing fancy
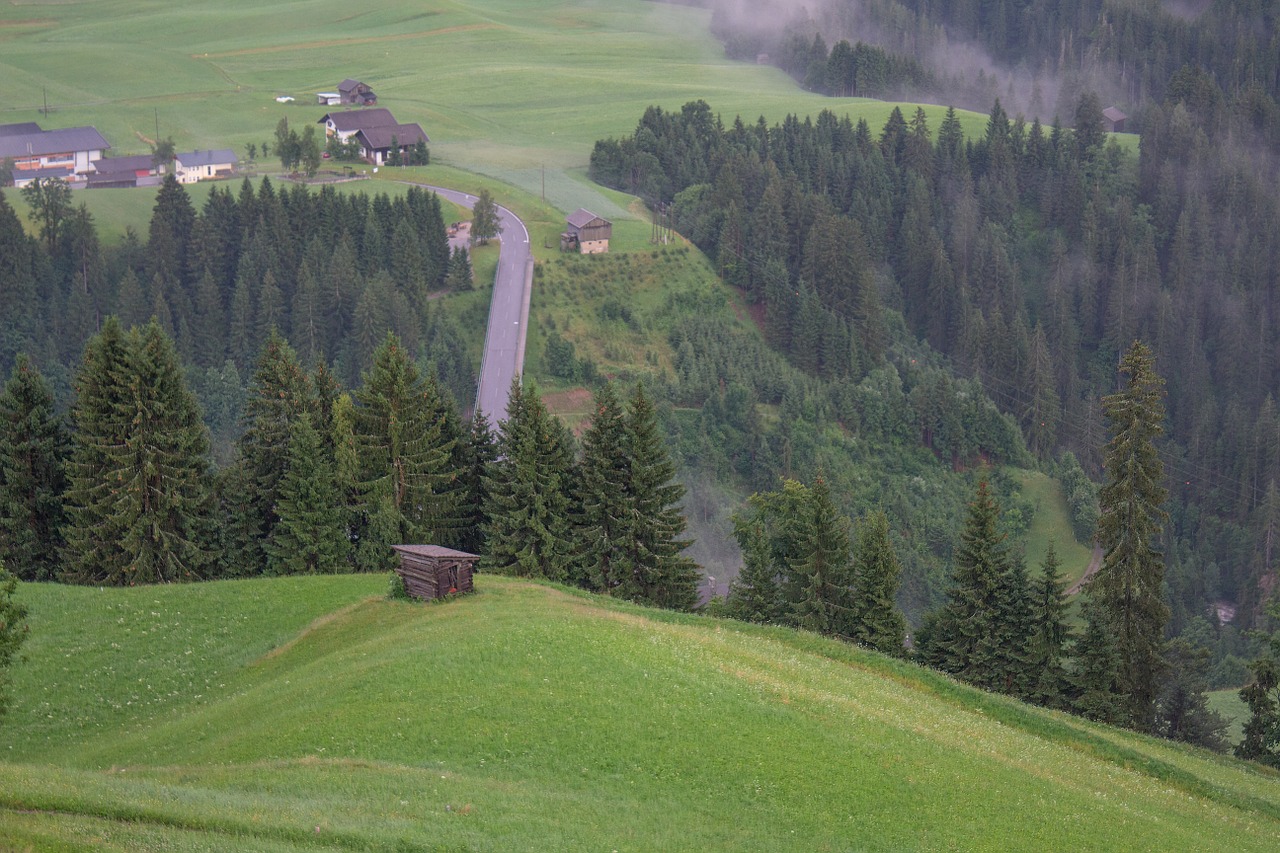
[422,185,533,425]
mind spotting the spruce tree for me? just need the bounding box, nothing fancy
[232,330,313,575]
[1236,656,1280,767]
[726,519,783,623]
[1029,542,1073,707]
[482,379,576,581]
[456,411,496,556]
[849,509,907,655]
[923,480,1007,690]
[1156,638,1228,750]
[0,355,67,581]
[1072,599,1126,724]
[1092,340,1169,730]
[619,382,699,610]
[64,321,214,584]
[265,415,348,575]
[995,553,1038,698]
[788,475,854,635]
[354,334,463,554]
[577,381,630,594]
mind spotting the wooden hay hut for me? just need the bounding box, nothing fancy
[1103,106,1128,133]
[561,208,612,254]
[391,544,479,601]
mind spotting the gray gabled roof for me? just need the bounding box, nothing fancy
[339,78,364,93]
[91,154,154,174]
[1102,106,1128,123]
[566,208,609,229]
[319,108,397,132]
[176,149,238,168]
[0,122,42,137]
[0,125,110,160]
[355,122,429,150]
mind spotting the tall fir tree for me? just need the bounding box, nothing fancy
[787,475,854,635]
[726,518,784,623]
[922,480,1008,691]
[577,381,630,593]
[849,509,907,655]
[482,379,577,581]
[1029,542,1073,707]
[63,320,214,584]
[231,330,313,575]
[0,355,67,581]
[455,411,496,556]
[264,414,348,575]
[618,382,700,610]
[1072,598,1126,724]
[1091,339,1169,730]
[354,333,463,559]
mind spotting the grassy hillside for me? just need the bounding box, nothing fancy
[2,576,1278,850]
[0,0,992,218]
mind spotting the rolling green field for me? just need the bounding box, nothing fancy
[1,0,997,219]
[2,575,1278,851]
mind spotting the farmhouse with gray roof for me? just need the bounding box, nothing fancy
[0,122,110,185]
[174,149,238,184]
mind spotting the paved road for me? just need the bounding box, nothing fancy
[421,185,533,425]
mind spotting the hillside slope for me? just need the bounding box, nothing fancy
[2,576,1277,851]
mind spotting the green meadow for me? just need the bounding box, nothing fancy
[1,0,994,219]
[1,575,1278,851]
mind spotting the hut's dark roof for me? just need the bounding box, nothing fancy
[339,78,364,94]
[319,108,397,132]
[566,208,609,229]
[355,122,429,149]
[1102,106,1128,123]
[392,544,480,559]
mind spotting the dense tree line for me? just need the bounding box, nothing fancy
[701,0,1280,124]
[0,324,700,611]
[591,88,1280,642]
[2,175,477,424]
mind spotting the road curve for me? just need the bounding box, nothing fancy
[420,185,533,425]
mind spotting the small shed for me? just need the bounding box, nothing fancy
[561,208,612,254]
[317,92,342,106]
[1103,106,1128,133]
[391,544,479,601]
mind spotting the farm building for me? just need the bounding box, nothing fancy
[174,149,238,184]
[390,545,479,601]
[1103,106,1128,133]
[561,209,612,254]
[317,92,342,106]
[0,122,110,183]
[317,109,428,165]
[353,123,429,165]
[339,78,377,106]
[87,154,161,189]
[319,108,398,142]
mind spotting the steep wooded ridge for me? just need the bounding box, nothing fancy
[591,62,1280,639]
[2,576,1279,851]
